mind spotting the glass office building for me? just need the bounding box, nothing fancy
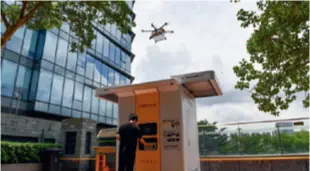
[1,1,136,128]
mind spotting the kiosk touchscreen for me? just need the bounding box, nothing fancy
[96,70,222,171]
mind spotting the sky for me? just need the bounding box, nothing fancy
[130,0,309,130]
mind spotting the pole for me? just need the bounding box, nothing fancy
[15,94,21,115]
[276,125,284,154]
[237,126,243,155]
[15,88,23,115]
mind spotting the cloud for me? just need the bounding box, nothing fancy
[196,89,251,106]
[131,1,309,131]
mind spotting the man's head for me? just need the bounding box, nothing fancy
[128,113,139,125]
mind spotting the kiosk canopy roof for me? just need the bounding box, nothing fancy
[96,70,222,103]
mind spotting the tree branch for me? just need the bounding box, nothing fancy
[23,1,42,21]
[20,1,28,19]
[249,85,257,93]
[1,9,10,28]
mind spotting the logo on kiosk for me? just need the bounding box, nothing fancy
[138,103,156,108]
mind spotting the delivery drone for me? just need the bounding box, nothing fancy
[141,22,174,43]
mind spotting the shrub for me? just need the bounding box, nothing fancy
[1,141,62,164]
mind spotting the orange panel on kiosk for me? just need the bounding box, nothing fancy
[135,88,161,171]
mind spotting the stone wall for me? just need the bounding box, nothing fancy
[1,163,42,171]
[1,113,61,142]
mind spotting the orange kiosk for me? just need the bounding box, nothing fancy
[95,70,222,171]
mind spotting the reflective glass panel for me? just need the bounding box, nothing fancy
[74,82,83,101]
[62,78,74,108]
[6,26,25,54]
[91,89,99,114]
[99,100,106,116]
[15,65,26,98]
[85,54,95,80]
[42,31,57,62]
[50,74,64,105]
[114,71,120,85]
[108,67,114,86]
[113,103,118,119]
[83,86,91,112]
[66,50,77,72]
[56,38,68,67]
[21,29,38,58]
[96,32,103,55]
[36,69,52,102]
[115,47,121,66]
[101,64,108,85]
[108,43,115,61]
[1,60,18,97]
[94,59,101,83]
[106,101,113,117]
[103,37,109,58]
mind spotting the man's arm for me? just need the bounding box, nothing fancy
[136,126,153,147]
[138,138,147,145]
[116,134,120,141]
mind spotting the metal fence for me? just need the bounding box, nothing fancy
[198,117,309,157]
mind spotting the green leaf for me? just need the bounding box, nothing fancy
[1,1,133,52]
[234,1,309,116]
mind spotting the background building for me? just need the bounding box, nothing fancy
[274,121,294,134]
[1,1,136,143]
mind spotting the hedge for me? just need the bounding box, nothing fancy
[1,141,62,164]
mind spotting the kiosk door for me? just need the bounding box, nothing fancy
[135,89,161,171]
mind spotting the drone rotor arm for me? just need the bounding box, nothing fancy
[159,22,169,29]
[141,30,154,32]
[165,30,174,33]
[151,23,157,29]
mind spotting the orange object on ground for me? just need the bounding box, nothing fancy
[93,146,116,171]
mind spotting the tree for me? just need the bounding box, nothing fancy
[233,1,309,116]
[197,120,228,155]
[218,130,309,155]
[1,1,134,52]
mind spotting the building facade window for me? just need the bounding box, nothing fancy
[56,38,68,67]
[21,29,38,58]
[62,78,74,108]
[15,65,31,100]
[1,2,135,126]
[6,26,25,54]
[86,54,95,80]
[109,43,115,62]
[108,67,114,86]
[91,89,99,115]
[42,31,58,62]
[1,60,18,97]
[101,64,108,85]
[36,69,53,102]
[83,86,91,112]
[103,37,109,58]
[50,74,64,105]
[66,50,77,72]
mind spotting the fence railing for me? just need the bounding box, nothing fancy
[198,117,309,157]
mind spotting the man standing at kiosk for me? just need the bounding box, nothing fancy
[116,113,148,171]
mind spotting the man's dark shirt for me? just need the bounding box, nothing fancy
[117,123,142,154]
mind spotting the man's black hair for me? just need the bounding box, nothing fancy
[128,113,138,121]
